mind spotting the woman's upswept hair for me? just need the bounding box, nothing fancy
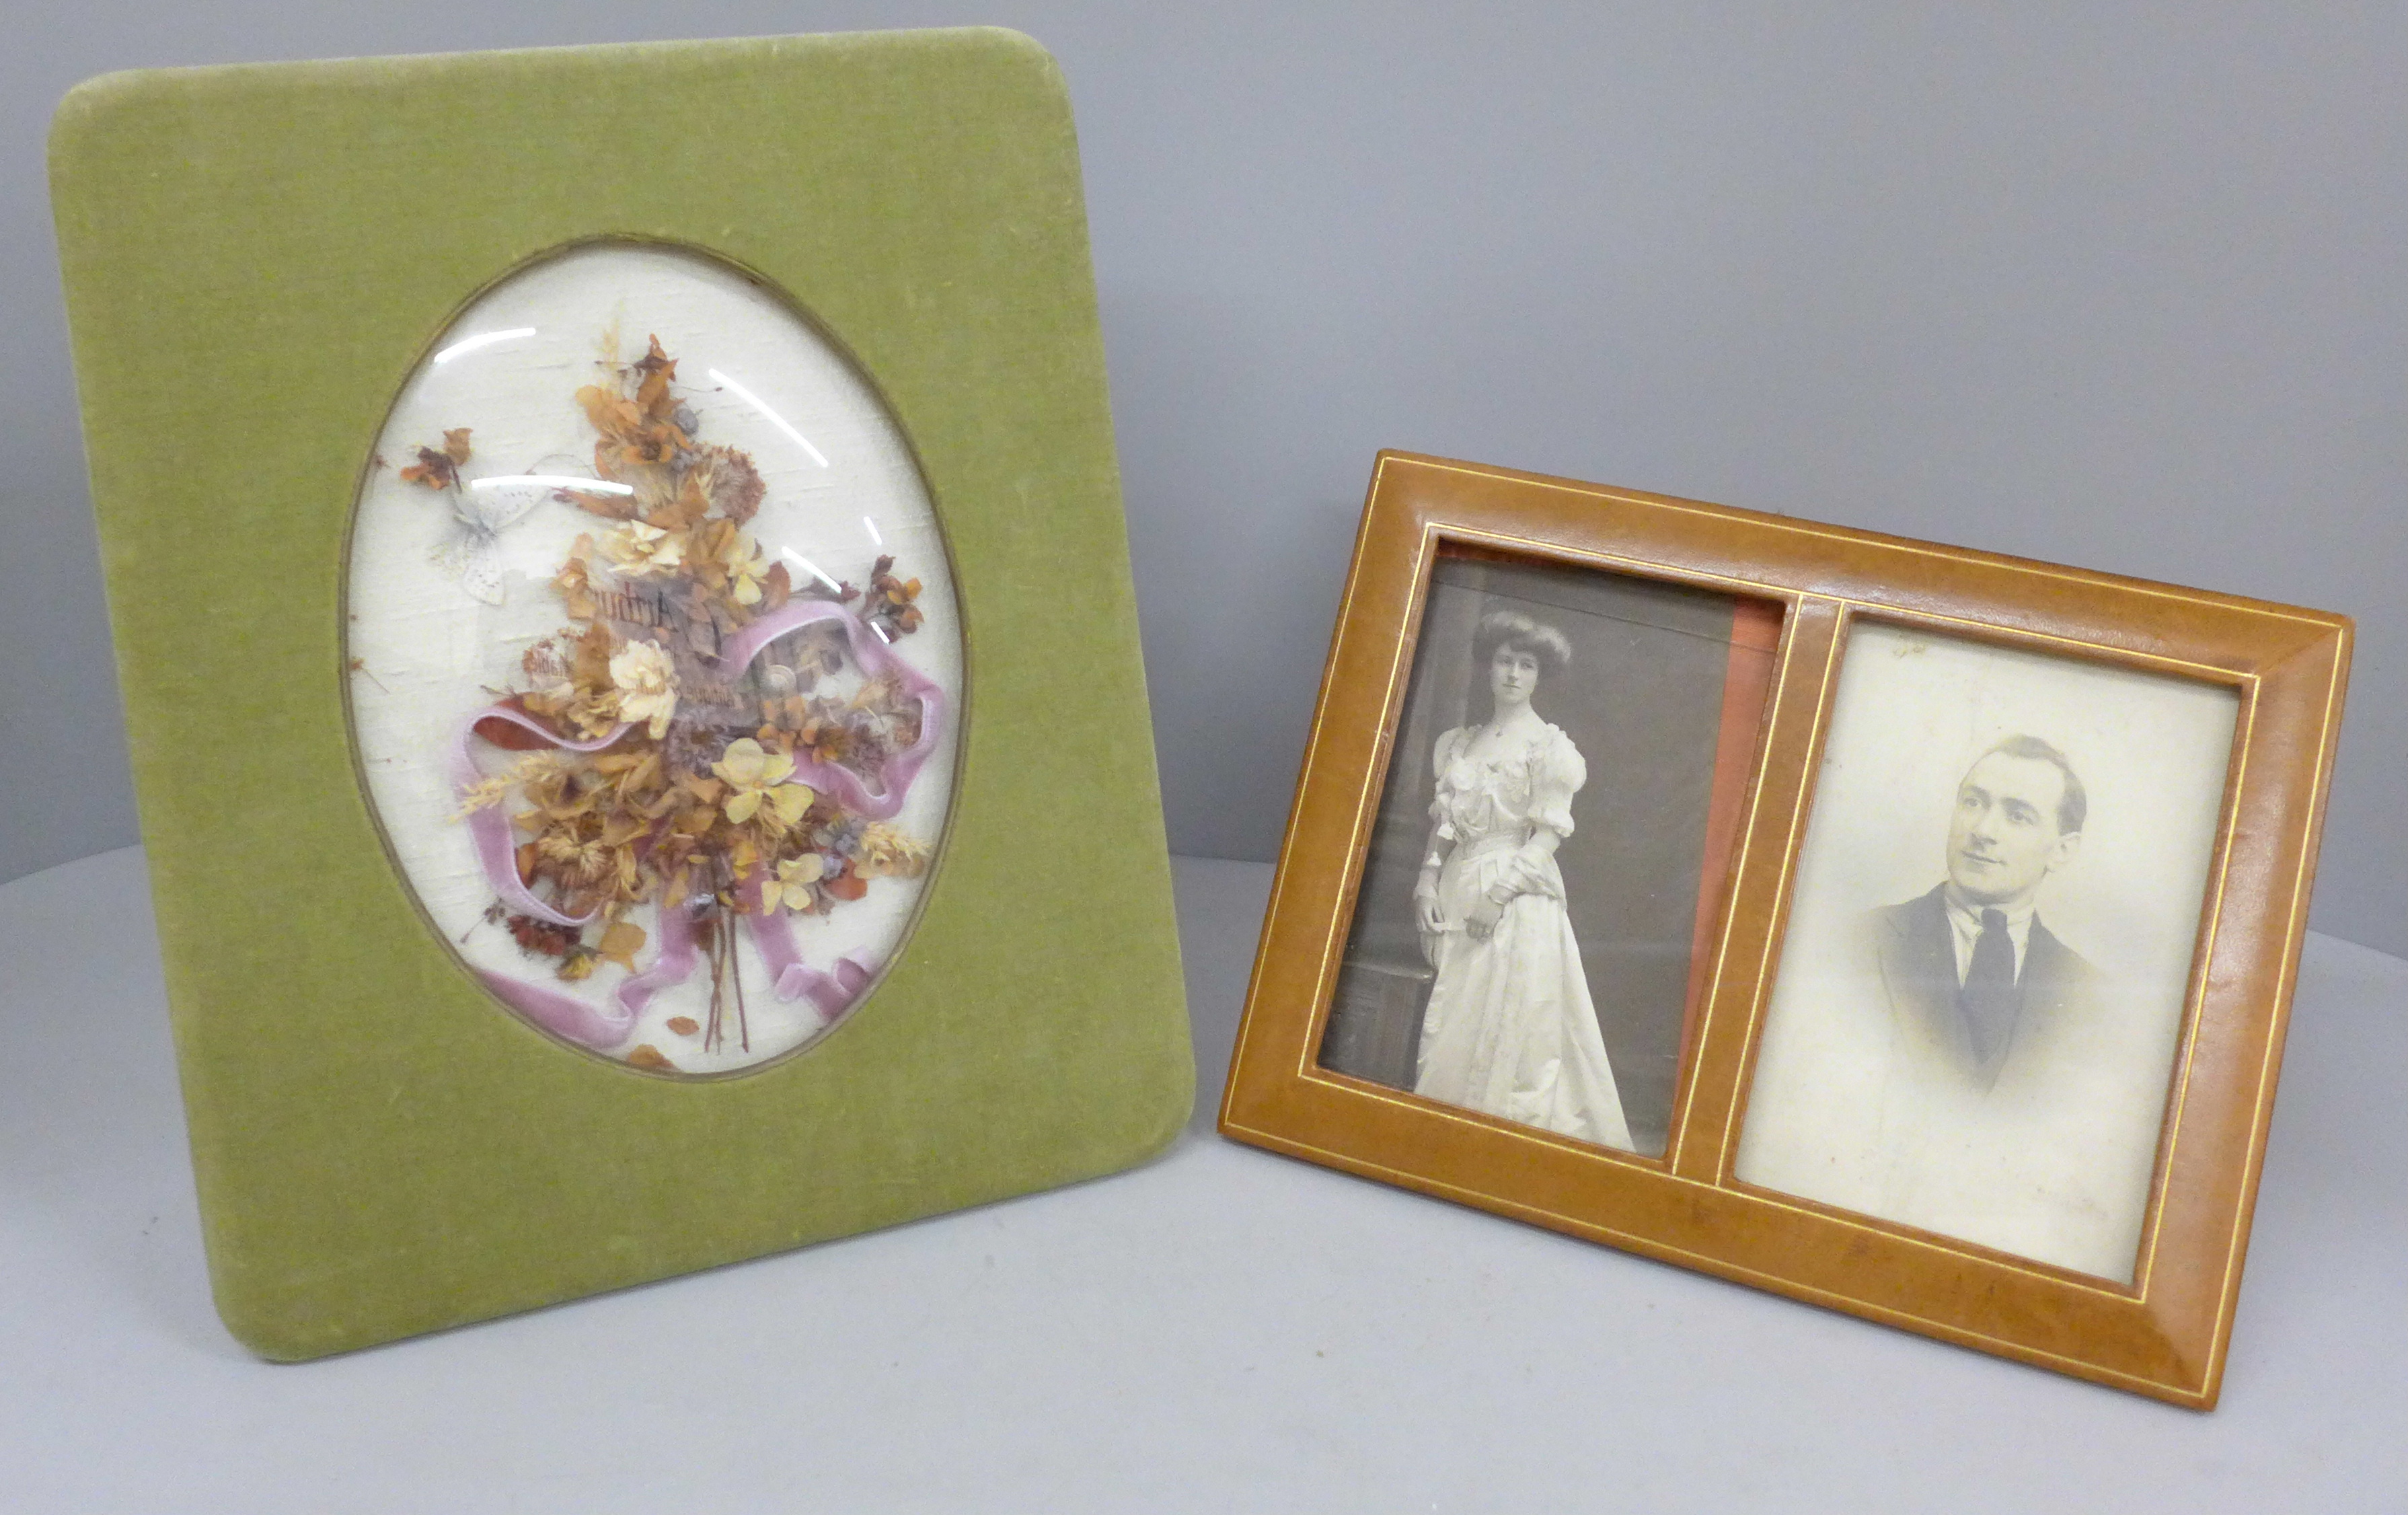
[1472,609,1572,678]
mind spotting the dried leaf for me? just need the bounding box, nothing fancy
[636,367,673,420]
[597,920,646,969]
[665,1016,700,1037]
[625,1043,675,1070]
[617,751,663,795]
[398,445,460,490]
[566,487,639,519]
[506,912,581,957]
[758,560,792,612]
[646,473,710,533]
[442,427,474,464]
[576,385,642,441]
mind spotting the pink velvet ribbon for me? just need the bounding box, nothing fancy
[447,706,630,929]
[739,880,879,1020]
[453,599,938,1050]
[717,600,947,822]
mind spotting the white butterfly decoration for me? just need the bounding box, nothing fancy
[429,453,628,605]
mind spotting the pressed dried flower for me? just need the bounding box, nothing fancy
[758,852,827,913]
[796,714,856,768]
[609,638,679,738]
[515,682,604,741]
[399,428,473,490]
[726,538,774,607]
[536,829,613,882]
[602,521,685,576]
[702,447,765,523]
[451,773,515,819]
[858,821,933,879]
[553,550,601,618]
[711,737,814,827]
[439,330,943,1065]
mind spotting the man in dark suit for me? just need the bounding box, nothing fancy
[1863,734,2102,1091]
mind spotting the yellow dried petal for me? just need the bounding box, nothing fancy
[768,784,813,827]
[712,737,770,787]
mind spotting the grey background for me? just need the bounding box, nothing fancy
[11,3,2406,954]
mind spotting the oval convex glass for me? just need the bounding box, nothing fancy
[348,243,961,1076]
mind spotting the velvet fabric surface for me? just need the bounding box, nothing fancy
[50,28,1191,1358]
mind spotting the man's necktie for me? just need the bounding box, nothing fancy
[1959,908,2019,1074]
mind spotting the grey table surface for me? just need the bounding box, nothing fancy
[2,848,2401,1512]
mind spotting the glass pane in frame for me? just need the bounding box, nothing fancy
[348,242,963,1078]
[1318,548,1780,1158]
[1733,622,2239,1282]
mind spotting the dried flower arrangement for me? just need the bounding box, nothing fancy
[405,335,945,1070]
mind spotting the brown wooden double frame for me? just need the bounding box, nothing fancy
[1218,451,2350,1408]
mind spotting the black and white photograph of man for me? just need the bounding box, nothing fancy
[1736,625,2238,1282]
[1866,735,2101,1092]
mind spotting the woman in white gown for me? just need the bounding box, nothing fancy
[1412,611,1634,1150]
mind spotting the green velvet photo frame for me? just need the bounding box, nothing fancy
[50,28,1191,1359]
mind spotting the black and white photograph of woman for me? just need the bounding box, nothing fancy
[1318,552,1778,1158]
[1410,610,1633,1147]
